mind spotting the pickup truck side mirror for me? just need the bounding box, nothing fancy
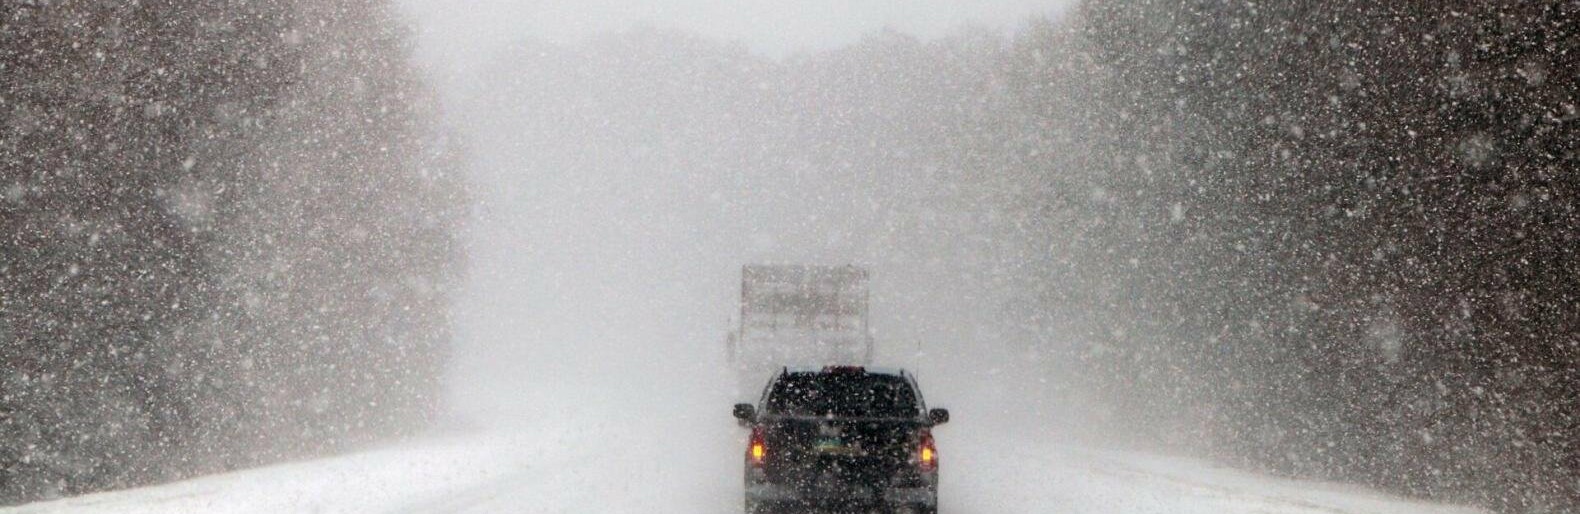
[928,408,950,425]
[733,403,757,424]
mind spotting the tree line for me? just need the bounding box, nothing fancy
[0,0,463,502]
[1011,1,1579,510]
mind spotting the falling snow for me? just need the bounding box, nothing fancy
[3,0,1577,513]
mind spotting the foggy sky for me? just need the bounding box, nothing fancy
[397,0,1073,66]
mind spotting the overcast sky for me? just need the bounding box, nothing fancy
[397,0,1073,67]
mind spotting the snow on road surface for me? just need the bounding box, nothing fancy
[5,417,1482,514]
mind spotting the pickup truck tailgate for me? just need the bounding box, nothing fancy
[762,417,925,492]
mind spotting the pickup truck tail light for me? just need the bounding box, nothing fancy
[918,429,937,472]
[748,426,767,467]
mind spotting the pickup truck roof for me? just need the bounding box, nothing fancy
[781,365,906,377]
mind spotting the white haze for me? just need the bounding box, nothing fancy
[393,1,1076,431]
[380,5,1079,510]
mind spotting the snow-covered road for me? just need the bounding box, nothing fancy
[4,415,1483,514]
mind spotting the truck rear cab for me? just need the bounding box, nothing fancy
[728,265,875,382]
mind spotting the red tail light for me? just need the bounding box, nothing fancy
[918,429,937,472]
[748,426,767,467]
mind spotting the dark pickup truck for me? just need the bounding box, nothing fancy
[733,366,949,514]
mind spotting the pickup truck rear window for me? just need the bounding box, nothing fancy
[765,373,920,418]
